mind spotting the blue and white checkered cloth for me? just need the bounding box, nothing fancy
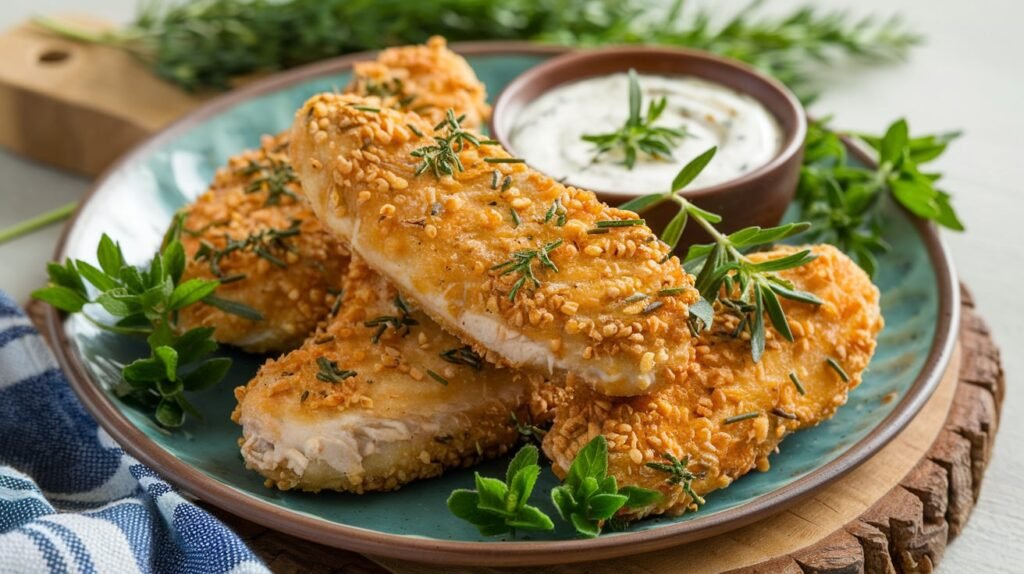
[0,292,268,574]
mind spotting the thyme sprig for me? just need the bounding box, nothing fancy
[31,218,258,428]
[620,148,822,362]
[490,239,563,301]
[194,219,301,280]
[410,109,479,178]
[582,68,688,169]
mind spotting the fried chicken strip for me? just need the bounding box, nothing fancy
[177,39,490,352]
[177,132,350,353]
[543,244,883,519]
[291,93,698,396]
[233,255,560,492]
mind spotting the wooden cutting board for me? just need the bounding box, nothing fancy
[111,285,999,574]
[0,18,209,176]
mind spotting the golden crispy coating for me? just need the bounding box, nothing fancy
[542,245,883,519]
[177,133,350,353]
[347,36,490,129]
[178,39,491,352]
[233,255,562,493]
[291,93,699,397]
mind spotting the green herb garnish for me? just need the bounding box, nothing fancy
[411,109,480,178]
[544,198,567,227]
[723,412,761,424]
[582,68,687,169]
[789,371,807,395]
[32,223,253,428]
[363,295,418,343]
[447,444,554,537]
[316,357,356,383]
[620,147,823,362]
[193,219,301,279]
[509,411,549,445]
[490,239,563,301]
[645,453,705,507]
[238,156,298,206]
[440,345,484,370]
[484,157,525,164]
[825,357,851,382]
[796,118,962,277]
[426,369,450,385]
[551,436,662,538]
[595,219,645,228]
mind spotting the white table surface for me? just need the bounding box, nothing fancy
[0,1,1018,571]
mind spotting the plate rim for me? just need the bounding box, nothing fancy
[42,42,960,567]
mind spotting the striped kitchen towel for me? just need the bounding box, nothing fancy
[0,292,268,574]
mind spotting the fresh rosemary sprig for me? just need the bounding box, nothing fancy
[194,219,301,280]
[490,240,563,301]
[410,109,480,178]
[620,147,822,362]
[795,118,962,277]
[582,68,687,168]
[363,295,418,343]
[440,345,484,370]
[238,156,298,206]
[316,357,356,383]
[645,453,705,507]
[32,1,918,96]
[31,221,258,428]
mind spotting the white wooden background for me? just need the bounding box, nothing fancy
[0,1,1018,571]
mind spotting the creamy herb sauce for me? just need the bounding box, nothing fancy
[509,72,783,195]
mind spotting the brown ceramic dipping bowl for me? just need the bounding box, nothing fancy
[490,46,806,247]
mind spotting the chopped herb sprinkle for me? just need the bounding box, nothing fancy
[440,346,484,370]
[426,369,449,385]
[723,411,760,424]
[316,357,356,383]
[484,157,525,164]
[771,407,798,420]
[624,293,649,303]
[657,286,688,296]
[595,219,645,228]
[641,300,664,314]
[789,372,807,395]
[826,357,851,382]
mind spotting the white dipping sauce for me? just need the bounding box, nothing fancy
[509,72,783,195]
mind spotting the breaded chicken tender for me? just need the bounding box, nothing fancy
[233,255,561,493]
[177,133,350,353]
[291,93,699,397]
[542,245,883,520]
[177,39,491,352]
[347,36,490,129]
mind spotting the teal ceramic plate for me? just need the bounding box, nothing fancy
[45,43,958,566]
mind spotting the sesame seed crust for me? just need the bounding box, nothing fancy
[233,255,563,493]
[347,36,490,130]
[176,132,350,353]
[542,244,883,520]
[291,93,698,397]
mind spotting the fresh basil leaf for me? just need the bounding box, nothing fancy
[567,436,609,489]
[550,485,575,521]
[154,398,184,428]
[123,357,165,384]
[156,378,183,398]
[879,118,908,166]
[96,291,138,317]
[32,286,87,313]
[46,261,85,295]
[620,485,662,508]
[506,444,539,485]
[474,474,510,516]
[508,466,540,512]
[182,357,231,391]
[570,513,600,538]
[586,493,628,521]
[97,234,124,275]
[163,240,186,283]
[75,260,118,292]
[154,345,178,382]
[173,327,218,364]
[507,504,554,531]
